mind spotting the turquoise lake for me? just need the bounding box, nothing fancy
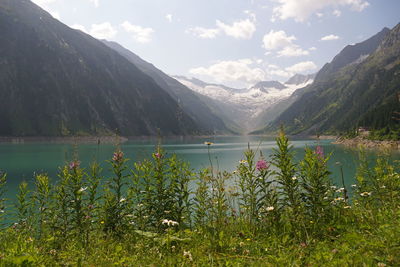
[1,136,399,202]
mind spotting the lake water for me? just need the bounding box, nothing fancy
[1,136,399,202]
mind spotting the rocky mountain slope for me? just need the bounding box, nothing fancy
[0,0,205,136]
[264,25,399,135]
[102,41,232,134]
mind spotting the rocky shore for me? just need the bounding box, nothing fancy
[333,136,400,150]
[0,136,128,144]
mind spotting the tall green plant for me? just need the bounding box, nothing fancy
[0,172,6,228]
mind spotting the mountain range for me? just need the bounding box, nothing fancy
[174,75,314,133]
[0,0,399,138]
[0,0,229,136]
[260,25,400,136]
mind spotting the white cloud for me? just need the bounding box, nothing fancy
[262,30,296,50]
[309,46,317,51]
[266,61,318,79]
[187,27,220,39]
[121,21,154,43]
[285,61,317,73]
[90,22,117,40]
[333,9,342,17]
[262,30,308,57]
[316,12,324,18]
[49,10,60,20]
[71,24,87,33]
[31,0,56,5]
[189,59,265,85]
[271,0,369,22]
[187,15,256,40]
[88,0,99,7]
[216,18,256,39]
[165,14,173,23]
[321,34,340,41]
[277,45,309,57]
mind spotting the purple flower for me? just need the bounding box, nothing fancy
[69,160,80,170]
[154,152,162,159]
[315,146,324,159]
[256,160,269,171]
[112,151,124,162]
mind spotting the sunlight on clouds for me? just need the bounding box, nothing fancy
[165,14,173,23]
[187,15,256,40]
[277,45,309,57]
[189,59,265,85]
[271,0,369,22]
[31,0,57,5]
[285,61,317,73]
[121,21,154,43]
[262,30,308,57]
[263,30,296,50]
[216,19,256,39]
[90,22,117,40]
[70,24,87,33]
[89,0,99,8]
[321,34,340,41]
[187,27,220,39]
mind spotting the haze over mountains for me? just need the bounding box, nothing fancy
[174,75,314,133]
[0,0,399,137]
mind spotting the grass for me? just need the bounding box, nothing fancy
[0,131,399,266]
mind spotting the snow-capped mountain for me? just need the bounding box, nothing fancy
[173,75,314,127]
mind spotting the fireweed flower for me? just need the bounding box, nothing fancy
[154,152,162,159]
[315,146,324,159]
[112,150,124,162]
[69,160,80,170]
[256,160,268,171]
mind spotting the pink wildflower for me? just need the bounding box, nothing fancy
[112,150,124,162]
[154,152,162,159]
[315,146,324,159]
[256,160,268,171]
[69,160,80,170]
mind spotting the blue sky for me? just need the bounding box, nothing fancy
[33,0,400,88]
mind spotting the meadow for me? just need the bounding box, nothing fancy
[0,131,399,266]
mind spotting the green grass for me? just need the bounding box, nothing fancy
[0,132,399,266]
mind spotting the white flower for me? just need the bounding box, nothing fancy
[330,186,337,190]
[78,187,87,193]
[119,198,126,203]
[334,197,344,202]
[292,176,297,181]
[239,160,247,164]
[323,196,328,200]
[351,184,357,188]
[344,206,351,209]
[266,206,275,212]
[0,210,4,213]
[183,250,193,261]
[336,188,345,193]
[360,192,372,197]
[161,219,179,227]
[380,185,386,189]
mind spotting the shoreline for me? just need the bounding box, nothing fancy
[333,136,400,150]
[0,134,334,144]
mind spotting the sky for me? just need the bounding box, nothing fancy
[32,0,400,88]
